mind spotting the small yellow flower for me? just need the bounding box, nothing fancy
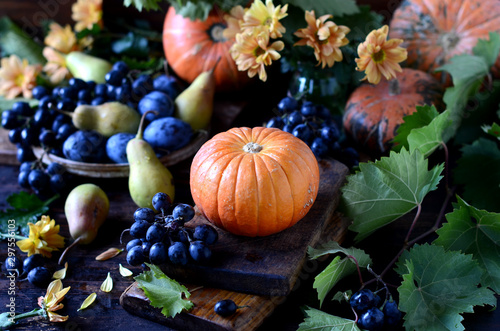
[230,26,284,82]
[17,215,65,258]
[37,279,70,323]
[355,25,407,84]
[0,55,41,99]
[44,23,79,54]
[72,0,103,32]
[42,47,71,85]
[223,5,246,40]
[241,0,288,39]
[294,10,350,68]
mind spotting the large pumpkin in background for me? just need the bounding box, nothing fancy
[343,68,443,154]
[389,0,500,84]
[190,127,320,237]
[163,7,250,92]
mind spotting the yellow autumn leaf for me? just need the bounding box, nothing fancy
[96,248,123,261]
[53,262,68,279]
[119,264,133,277]
[78,292,97,311]
[100,272,113,292]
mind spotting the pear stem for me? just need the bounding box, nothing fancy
[58,236,83,265]
[136,110,158,140]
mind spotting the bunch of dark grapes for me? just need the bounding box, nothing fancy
[17,160,70,196]
[125,192,219,267]
[349,289,402,330]
[266,96,359,168]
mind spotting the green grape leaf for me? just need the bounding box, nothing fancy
[453,138,500,212]
[408,110,450,157]
[482,122,500,140]
[0,16,45,65]
[434,197,500,293]
[297,306,361,331]
[309,241,371,306]
[0,192,58,237]
[135,263,193,318]
[284,0,360,17]
[340,148,444,242]
[397,244,496,331]
[123,0,165,12]
[393,105,440,153]
[111,32,149,57]
[437,32,500,142]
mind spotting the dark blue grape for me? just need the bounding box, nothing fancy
[86,81,96,91]
[32,86,49,100]
[78,89,92,103]
[106,84,117,100]
[287,110,304,127]
[4,256,23,275]
[133,208,156,223]
[277,96,298,113]
[141,241,153,257]
[292,123,312,143]
[193,224,218,245]
[126,238,142,251]
[50,173,66,193]
[90,97,106,106]
[112,61,129,75]
[300,101,317,117]
[175,228,192,245]
[12,102,35,117]
[39,130,56,147]
[56,98,76,112]
[58,86,78,100]
[38,95,55,111]
[282,124,294,133]
[130,220,151,239]
[1,111,22,130]
[132,74,154,100]
[189,241,212,264]
[172,204,195,224]
[68,77,88,91]
[22,254,45,274]
[46,162,66,176]
[317,105,332,120]
[341,147,360,168]
[20,161,34,173]
[168,242,188,265]
[266,116,284,129]
[149,242,168,265]
[28,169,50,192]
[8,127,22,144]
[126,245,145,266]
[18,171,30,189]
[383,301,401,326]
[214,299,238,317]
[27,266,51,287]
[320,125,340,143]
[94,83,107,97]
[52,87,61,98]
[311,137,329,158]
[33,109,53,129]
[105,70,125,86]
[20,127,39,146]
[350,289,376,312]
[16,145,36,163]
[152,192,172,213]
[357,307,385,331]
[56,123,77,142]
[146,223,166,243]
[52,114,71,133]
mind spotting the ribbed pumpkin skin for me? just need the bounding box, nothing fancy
[163,7,250,92]
[389,0,500,84]
[343,68,443,154]
[190,127,320,237]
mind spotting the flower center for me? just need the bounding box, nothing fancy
[15,74,25,87]
[254,46,265,58]
[371,49,386,63]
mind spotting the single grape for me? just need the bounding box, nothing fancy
[22,254,45,274]
[129,220,151,239]
[3,256,23,275]
[16,145,36,163]
[350,289,376,312]
[277,96,298,113]
[214,299,238,317]
[266,116,284,129]
[38,95,55,111]
[149,242,168,265]
[68,77,87,91]
[12,102,35,117]
[168,242,188,265]
[20,126,39,146]
[287,111,304,127]
[141,241,153,257]
[1,111,22,130]
[300,101,317,117]
[50,173,67,193]
[189,241,212,264]
[94,83,108,97]
[357,307,385,331]
[78,89,92,103]
[126,238,143,251]
[105,70,125,86]
[46,162,66,176]
[27,266,51,287]
[56,98,77,112]
[193,224,218,245]
[39,130,57,147]
[126,245,145,266]
[146,223,167,243]
[18,171,31,189]
[8,127,22,144]
[320,125,340,144]
[86,81,96,91]
[311,137,329,158]
[56,123,77,143]
[174,228,192,245]
[172,204,195,224]
[31,86,49,100]
[58,86,78,100]
[292,123,313,143]
[28,169,50,192]
[133,207,155,223]
[33,108,53,129]
[282,124,294,133]
[152,192,172,213]
[383,300,402,326]
[112,61,130,74]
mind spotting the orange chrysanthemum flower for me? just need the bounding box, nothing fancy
[241,0,288,39]
[230,27,284,82]
[42,47,71,85]
[0,55,41,99]
[17,215,65,258]
[44,23,79,54]
[72,0,103,32]
[294,10,350,68]
[223,5,245,40]
[355,25,407,84]
[38,279,70,323]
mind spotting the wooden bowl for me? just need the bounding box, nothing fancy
[32,130,209,178]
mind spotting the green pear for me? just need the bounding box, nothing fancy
[67,102,141,137]
[65,51,113,83]
[127,111,175,210]
[174,62,218,131]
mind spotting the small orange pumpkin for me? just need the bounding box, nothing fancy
[162,6,250,92]
[190,127,320,237]
[389,0,500,84]
[343,68,443,154]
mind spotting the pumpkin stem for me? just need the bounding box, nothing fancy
[243,142,263,153]
[388,78,400,96]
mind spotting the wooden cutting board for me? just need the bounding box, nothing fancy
[120,159,351,330]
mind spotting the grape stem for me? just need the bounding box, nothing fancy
[347,255,364,285]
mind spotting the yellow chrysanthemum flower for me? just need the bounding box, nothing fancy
[44,22,79,54]
[17,215,65,258]
[37,279,70,323]
[223,5,245,40]
[294,10,350,68]
[42,47,71,85]
[230,26,284,82]
[241,0,288,39]
[355,25,407,84]
[72,0,103,32]
[0,54,41,99]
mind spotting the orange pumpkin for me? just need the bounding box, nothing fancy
[343,68,443,154]
[190,127,320,237]
[389,0,500,85]
[163,6,250,92]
